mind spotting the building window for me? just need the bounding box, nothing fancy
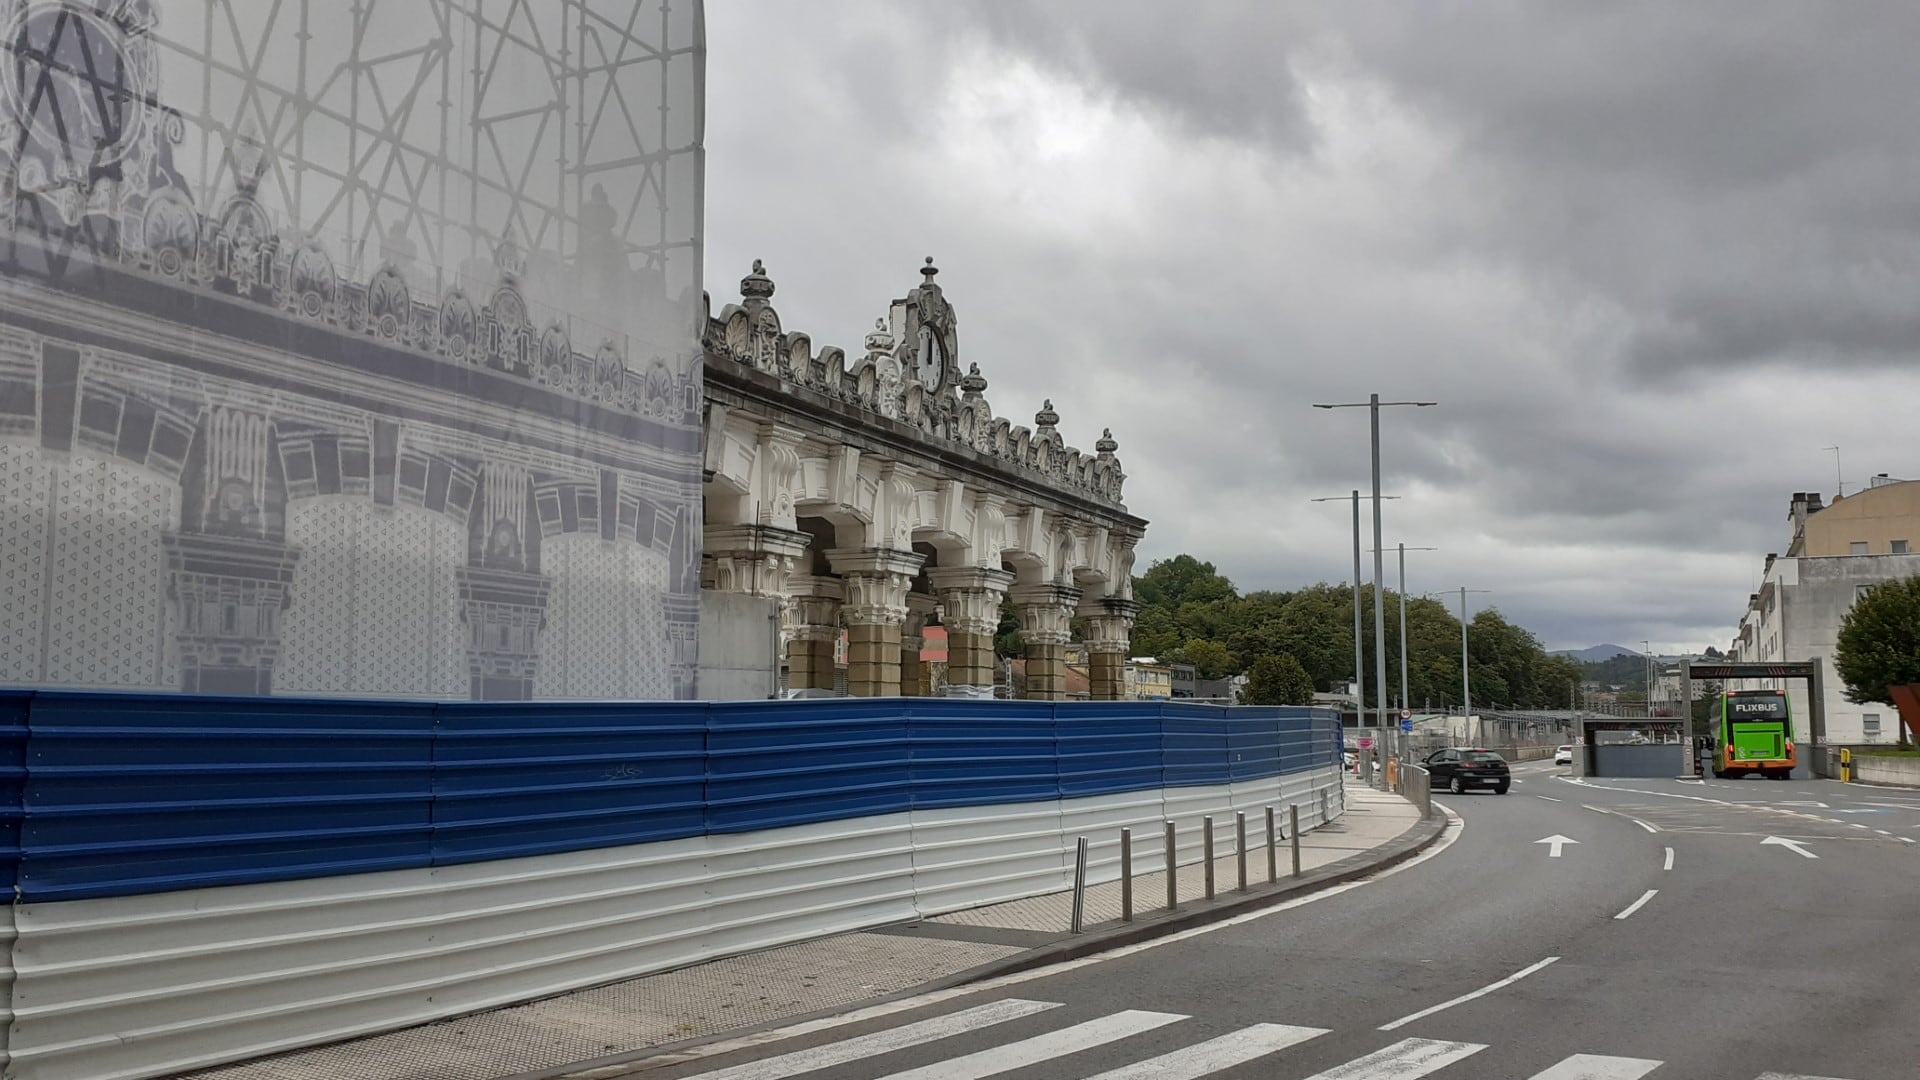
[1850,541,1869,555]
[1864,714,1882,738]
[1894,540,1911,555]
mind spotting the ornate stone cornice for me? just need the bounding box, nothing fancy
[705,258,1130,509]
[702,524,811,600]
[826,548,927,627]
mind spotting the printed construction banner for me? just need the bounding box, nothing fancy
[0,0,706,700]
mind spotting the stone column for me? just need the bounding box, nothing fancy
[828,548,926,697]
[701,524,812,600]
[1079,597,1141,701]
[1011,582,1082,701]
[784,574,844,692]
[927,566,1014,698]
[901,593,937,697]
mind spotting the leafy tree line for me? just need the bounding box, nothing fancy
[1128,554,1585,709]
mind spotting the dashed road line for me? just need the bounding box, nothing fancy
[1631,818,1658,834]
[1663,846,1674,870]
[1535,795,1562,803]
[1614,889,1659,920]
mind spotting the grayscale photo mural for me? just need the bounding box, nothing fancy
[0,0,706,699]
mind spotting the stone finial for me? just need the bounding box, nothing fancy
[581,183,618,235]
[865,317,895,354]
[1035,399,1059,427]
[494,227,525,280]
[740,258,775,306]
[1096,427,1118,454]
[921,256,939,282]
[960,362,988,395]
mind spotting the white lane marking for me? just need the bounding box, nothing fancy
[587,803,1467,1077]
[1528,1053,1665,1079]
[1756,1073,1858,1080]
[673,999,1064,1080]
[1631,818,1658,834]
[1584,805,1614,815]
[1378,957,1561,1031]
[1875,829,1891,836]
[875,1010,1184,1080]
[1762,836,1819,859]
[1079,1023,1327,1080]
[1614,889,1659,920]
[1663,846,1674,871]
[1901,837,1916,844]
[1849,823,1869,829]
[1535,795,1563,803]
[1305,1037,1486,1078]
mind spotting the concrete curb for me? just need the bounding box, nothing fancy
[533,806,1451,1080]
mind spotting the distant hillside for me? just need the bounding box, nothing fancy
[1552,643,1641,664]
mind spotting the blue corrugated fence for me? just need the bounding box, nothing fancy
[8,690,1339,902]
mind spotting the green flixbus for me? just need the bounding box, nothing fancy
[1705,689,1798,780]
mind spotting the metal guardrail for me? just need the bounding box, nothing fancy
[1399,763,1432,818]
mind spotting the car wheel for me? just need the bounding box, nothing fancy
[1495,782,1510,795]
[1450,776,1464,795]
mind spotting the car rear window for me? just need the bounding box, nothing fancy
[1463,751,1504,762]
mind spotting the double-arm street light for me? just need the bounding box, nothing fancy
[1315,395,1435,777]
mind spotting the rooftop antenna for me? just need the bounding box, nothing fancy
[1824,445,1844,498]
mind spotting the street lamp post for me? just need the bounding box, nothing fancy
[1313,492,1399,783]
[1394,544,1437,731]
[1429,587,1490,744]
[1315,395,1435,782]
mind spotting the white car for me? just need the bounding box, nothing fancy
[1553,745,1573,766]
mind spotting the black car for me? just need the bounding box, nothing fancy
[1423,747,1511,794]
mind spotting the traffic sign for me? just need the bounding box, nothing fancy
[1399,708,1412,720]
[1355,737,1375,750]
[1399,720,1413,733]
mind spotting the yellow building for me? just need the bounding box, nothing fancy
[1793,476,1920,557]
[1125,657,1174,701]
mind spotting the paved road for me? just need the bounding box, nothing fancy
[606,764,1920,1079]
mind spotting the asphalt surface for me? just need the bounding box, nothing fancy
[607,764,1920,1079]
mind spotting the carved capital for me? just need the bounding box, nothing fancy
[1010,582,1082,647]
[703,524,811,599]
[928,565,1014,637]
[783,573,844,641]
[827,547,927,627]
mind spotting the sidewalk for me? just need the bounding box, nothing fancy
[178,782,1434,1080]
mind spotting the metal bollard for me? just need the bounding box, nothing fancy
[1290,804,1301,877]
[1164,820,1178,910]
[1120,827,1134,922]
[1203,816,1216,899]
[1070,836,1089,934]
[1266,805,1278,883]
[1236,812,1248,892]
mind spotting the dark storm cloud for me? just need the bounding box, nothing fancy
[703,2,1920,652]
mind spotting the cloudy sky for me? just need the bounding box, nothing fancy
[701,2,1920,654]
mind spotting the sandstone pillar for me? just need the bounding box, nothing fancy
[1080,597,1140,701]
[928,566,1014,698]
[828,548,926,697]
[1011,583,1082,701]
[784,574,843,692]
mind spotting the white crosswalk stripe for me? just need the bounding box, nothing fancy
[1528,1053,1664,1079]
[671,998,1062,1080]
[873,1009,1186,1079]
[1302,1037,1487,1078]
[670,1001,1871,1080]
[1078,1023,1328,1080]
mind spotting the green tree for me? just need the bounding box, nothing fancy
[1242,653,1316,706]
[1174,638,1236,680]
[1135,555,1238,609]
[993,599,1023,658]
[1836,576,1920,707]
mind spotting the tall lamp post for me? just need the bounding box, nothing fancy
[1390,544,1437,733]
[1429,587,1490,744]
[1313,493,1399,782]
[1315,395,1435,784]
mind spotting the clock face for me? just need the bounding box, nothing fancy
[917,326,944,389]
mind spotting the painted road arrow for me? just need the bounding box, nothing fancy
[1761,836,1818,859]
[1535,834,1579,858]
